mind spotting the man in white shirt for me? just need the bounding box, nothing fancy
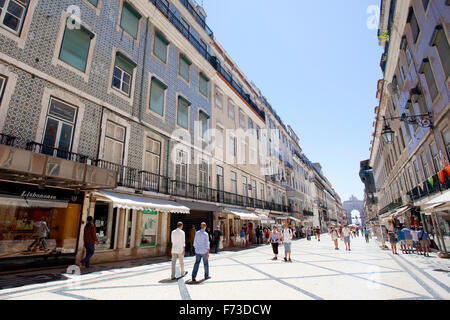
[171,222,188,280]
[342,225,351,251]
[281,224,293,262]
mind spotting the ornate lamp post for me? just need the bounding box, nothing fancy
[381,112,433,144]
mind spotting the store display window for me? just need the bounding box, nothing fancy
[141,210,158,247]
[93,202,117,251]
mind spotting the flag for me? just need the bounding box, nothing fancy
[427,176,434,188]
[438,170,445,184]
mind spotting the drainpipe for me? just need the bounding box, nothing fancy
[138,18,171,189]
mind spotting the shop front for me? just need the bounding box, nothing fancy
[0,181,84,271]
[223,207,261,245]
[81,191,189,264]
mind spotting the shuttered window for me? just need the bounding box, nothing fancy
[149,77,167,116]
[153,32,169,63]
[177,96,190,129]
[431,26,450,80]
[145,137,161,174]
[87,0,98,6]
[199,110,209,139]
[59,20,94,72]
[228,100,235,120]
[407,7,420,43]
[199,72,209,97]
[442,127,450,160]
[120,2,140,39]
[104,121,126,165]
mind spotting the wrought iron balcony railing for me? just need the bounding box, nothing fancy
[408,171,450,202]
[178,0,213,37]
[0,133,16,146]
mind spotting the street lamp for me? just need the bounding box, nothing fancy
[381,119,395,143]
[381,111,433,144]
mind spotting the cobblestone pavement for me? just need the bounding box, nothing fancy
[0,234,449,300]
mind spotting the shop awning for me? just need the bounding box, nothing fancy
[287,216,302,223]
[224,207,260,220]
[175,200,222,213]
[392,206,410,217]
[0,196,68,208]
[422,189,450,207]
[270,214,289,220]
[96,191,190,214]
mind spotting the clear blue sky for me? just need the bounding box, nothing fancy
[203,0,383,202]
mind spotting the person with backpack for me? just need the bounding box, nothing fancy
[281,224,293,262]
[213,225,222,254]
[270,226,281,260]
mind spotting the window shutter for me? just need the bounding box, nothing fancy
[177,97,190,129]
[154,32,169,63]
[120,2,140,38]
[179,55,191,82]
[199,73,209,97]
[59,22,93,72]
[149,77,166,116]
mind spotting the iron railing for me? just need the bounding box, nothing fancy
[26,141,90,164]
[408,171,450,202]
[178,0,213,36]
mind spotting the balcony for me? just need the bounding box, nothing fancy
[0,133,16,146]
[26,142,90,164]
[408,170,450,202]
[178,0,213,37]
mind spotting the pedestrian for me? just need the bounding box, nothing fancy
[388,228,398,254]
[316,226,321,242]
[264,227,270,244]
[363,227,370,243]
[270,226,280,260]
[80,216,98,268]
[171,222,188,280]
[401,226,413,254]
[191,222,211,282]
[331,227,339,250]
[411,226,422,255]
[281,224,293,262]
[418,226,430,257]
[207,227,213,251]
[188,225,196,256]
[230,227,235,247]
[240,228,245,247]
[213,225,222,254]
[395,227,406,254]
[342,225,351,251]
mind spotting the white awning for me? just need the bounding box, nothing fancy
[96,191,190,214]
[224,207,261,220]
[270,214,288,220]
[392,206,410,217]
[287,216,302,223]
[422,190,450,207]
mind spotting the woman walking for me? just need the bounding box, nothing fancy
[331,227,339,250]
[270,226,281,260]
[388,229,398,254]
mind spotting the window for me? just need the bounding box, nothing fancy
[179,54,191,83]
[199,159,208,188]
[442,127,450,160]
[180,17,189,35]
[430,25,450,80]
[399,64,406,82]
[104,121,126,164]
[398,127,406,149]
[177,96,190,129]
[229,135,236,157]
[429,142,440,173]
[242,176,248,200]
[405,45,412,66]
[248,118,253,134]
[88,0,98,6]
[230,171,237,195]
[113,53,136,96]
[0,0,29,34]
[413,159,422,183]
[0,75,6,103]
[251,180,257,199]
[421,152,430,178]
[215,127,224,150]
[216,166,224,192]
[149,77,167,116]
[260,183,265,202]
[141,210,158,247]
[199,110,209,139]
[416,92,428,115]
[419,58,439,102]
[175,149,188,189]
[228,100,235,120]
[407,7,420,43]
[199,72,209,98]
[215,88,223,109]
[59,19,94,72]
[42,98,77,157]
[153,32,169,63]
[120,2,141,39]
[403,119,412,143]
[408,166,415,189]
[145,137,160,174]
[94,203,118,250]
[422,0,429,11]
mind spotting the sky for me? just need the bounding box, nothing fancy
[202,0,384,202]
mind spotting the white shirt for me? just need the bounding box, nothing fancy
[171,228,185,254]
[343,228,351,237]
[282,228,293,243]
[411,231,419,241]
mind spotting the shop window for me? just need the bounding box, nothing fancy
[149,77,167,116]
[120,2,141,39]
[42,98,77,157]
[93,202,117,250]
[179,54,191,83]
[59,19,95,72]
[112,53,136,97]
[124,209,135,248]
[104,120,126,164]
[140,210,158,247]
[0,0,29,35]
[177,96,190,129]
